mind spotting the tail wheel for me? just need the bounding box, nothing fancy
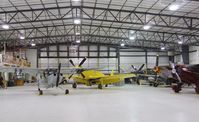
[172,85,181,93]
[72,83,77,88]
[98,84,102,89]
[65,89,69,94]
[39,90,43,95]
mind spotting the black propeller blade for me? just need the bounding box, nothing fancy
[138,64,145,72]
[68,73,74,80]
[69,59,75,67]
[79,57,87,67]
[131,65,137,71]
[56,63,61,87]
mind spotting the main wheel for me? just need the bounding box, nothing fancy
[172,85,181,93]
[65,89,69,94]
[72,83,77,88]
[98,84,102,89]
[105,84,108,87]
[39,90,43,95]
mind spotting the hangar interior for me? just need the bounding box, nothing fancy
[0,0,199,122]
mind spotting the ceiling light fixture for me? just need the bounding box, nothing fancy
[121,43,125,46]
[76,32,80,35]
[20,36,25,40]
[129,36,135,40]
[31,43,36,46]
[169,4,179,11]
[74,19,81,24]
[178,41,183,44]
[130,30,135,34]
[76,40,81,43]
[161,47,165,50]
[2,24,9,29]
[143,25,151,30]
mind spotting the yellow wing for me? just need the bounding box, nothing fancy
[98,73,136,85]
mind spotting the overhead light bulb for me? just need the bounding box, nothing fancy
[121,43,125,46]
[31,43,36,46]
[169,4,179,11]
[74,19,81,24]
[143,25,151,30]
[178,41,183,44]
[161,47,165,50]
[2,24,9,29]
[76,40,81,43]
[20,36,25,40]
[129,36,135,40]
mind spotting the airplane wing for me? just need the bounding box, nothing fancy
[99,73,136,85]
[0,66,44,75]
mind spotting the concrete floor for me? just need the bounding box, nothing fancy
[0,84,199,122]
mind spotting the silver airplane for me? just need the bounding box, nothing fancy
[0,63,69,95]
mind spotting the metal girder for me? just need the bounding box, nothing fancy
[1,6,198,31]
[0,4,198,51]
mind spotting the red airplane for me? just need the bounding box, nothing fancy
[170,62,199,94]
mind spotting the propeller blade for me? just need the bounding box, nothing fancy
[131,65,136,70]
[68,74,74,80]
[69,59,75,67]
[79,57,87,67]
[169,62,182,83]
[81,73,85,78]
[156,55,159,67]
[138,64,145,72]
[56,63,61,87]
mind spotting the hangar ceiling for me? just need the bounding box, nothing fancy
[0,0,199,51]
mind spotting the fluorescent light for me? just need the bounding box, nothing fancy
[76,40,81,43]
[161,47,165,50]
[20,36,25,40]
[72,0,80,1]
[121,43,125,46]
[143,25,151,30]
[169,4,179,11]
[74,19,81,24]
[129,36,135,40]
[76,32,80,35]
[31,43,36,46]
[178,41,183,44]
[122,39,124,42]
[2,24,9,29]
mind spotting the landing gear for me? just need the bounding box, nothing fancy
[98,84,102,89]
[172,83,182,93]
[38,89,43,95]
[105,84,108,87]
[153,83,159,87]
[72,83,77,88]
[65,89,69,94]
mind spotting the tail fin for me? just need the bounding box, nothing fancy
[110,69,115,76]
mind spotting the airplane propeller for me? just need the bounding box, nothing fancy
[154,55,159,81]
[169,62,182,83]
[69,60,75,67]
[68,57,87,80]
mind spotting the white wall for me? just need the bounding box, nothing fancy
[189,46,199,64]
[38,45,170,73]
[26,49,37,68]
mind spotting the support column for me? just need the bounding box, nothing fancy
[117,47,120,73]
[182,45,189,64]
[145,50,148,69]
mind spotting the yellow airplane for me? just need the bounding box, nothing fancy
[68,57,136,89]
